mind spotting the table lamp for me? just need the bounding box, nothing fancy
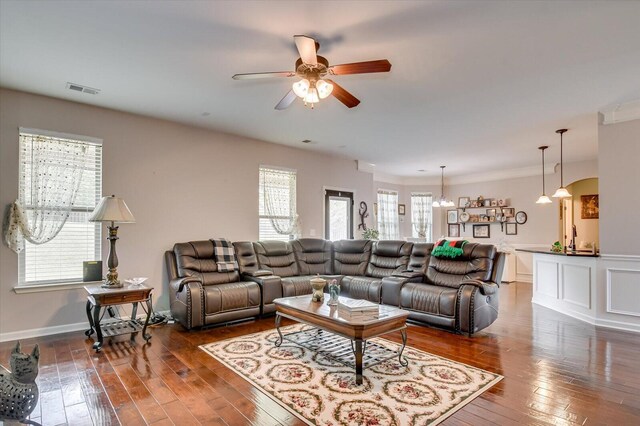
[89,195,136,288]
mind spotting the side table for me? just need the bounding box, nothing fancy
[84,284,153,352]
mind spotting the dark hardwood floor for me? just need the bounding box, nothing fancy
[2,282,639,425]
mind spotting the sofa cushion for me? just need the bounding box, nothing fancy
[333,240,372,276]
[400,282,457,317]
[292,238,333,275]
[174,240,240,285]
[281,275,316,297]
[341,276,382,303]
[204,281,261,314]
[366,240,412,278]
[426,243,496,288]
[253,241,299,277]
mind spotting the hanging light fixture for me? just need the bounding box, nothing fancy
[552,128,571,198]
[536,146,552,204]
[292,78,333,109]
[433,165,454,208]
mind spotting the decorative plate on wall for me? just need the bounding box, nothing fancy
[515,211,527,224]
[459,211,470,223]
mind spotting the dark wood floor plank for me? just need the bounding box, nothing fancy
[2,282,639,425]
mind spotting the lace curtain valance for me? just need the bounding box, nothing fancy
[4,133,92,253]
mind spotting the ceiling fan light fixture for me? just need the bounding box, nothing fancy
[316,79,333,99]
[292,79,310,98]
[303,87,319,105]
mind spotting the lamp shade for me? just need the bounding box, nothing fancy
[536,195,553,204]
[89,195,136,223]
[552,187,571,198]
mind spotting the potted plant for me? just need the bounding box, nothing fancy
[362,228,379,240]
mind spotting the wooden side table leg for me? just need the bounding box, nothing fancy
[85,300,95,337]
[93,305,103,352]
[142,299,152,342]
[130,302,139,341]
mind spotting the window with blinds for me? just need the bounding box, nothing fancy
[259,166,296,241]
[377,189,400,240]
[411,192,433,241]
[18,131,102,285]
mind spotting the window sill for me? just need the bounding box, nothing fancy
[13,281,102,294]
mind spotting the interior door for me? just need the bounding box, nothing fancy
[563,198,573,248]
[325,190,354,240]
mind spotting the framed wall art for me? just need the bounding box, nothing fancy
[458,197,470,208]
[581,194,599,219]
[447,209,458,224]
[506,223,517,235]
[473,224,490,238]
[398,204,406,215]
[448,224,460,238]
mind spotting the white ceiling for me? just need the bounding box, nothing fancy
[1,1,639,178]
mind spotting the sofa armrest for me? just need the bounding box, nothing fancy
[381,275,422,306]
[170,276,203,293]
[169,277,204,329]
[392,271,424,279]
[461,279,499,296]
[244,269,273,277]
[243,274,282,307]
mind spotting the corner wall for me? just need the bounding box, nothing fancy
[0,89,375,338]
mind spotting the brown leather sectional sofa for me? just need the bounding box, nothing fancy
[165,238,505,336]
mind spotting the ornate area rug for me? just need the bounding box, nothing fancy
[200,325,502,425]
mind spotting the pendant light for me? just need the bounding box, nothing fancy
[433,165,454,208]
[552,128,571,198]
[536,146,552,204]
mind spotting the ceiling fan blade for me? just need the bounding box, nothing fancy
[328,59,392,75]
[294,35,317,66]
[325,79,360,108]
[274,90,297,110]
[232,71,295,80]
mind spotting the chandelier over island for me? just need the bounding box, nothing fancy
[552,128,571,198]
[536,146,553,204]
[433,165,455,208]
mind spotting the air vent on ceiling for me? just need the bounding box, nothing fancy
[66,82,100,95]
[301,139,312,144]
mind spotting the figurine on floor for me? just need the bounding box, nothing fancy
[0,342,40,425]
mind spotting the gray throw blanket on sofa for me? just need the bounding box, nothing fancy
[210,238,238,272]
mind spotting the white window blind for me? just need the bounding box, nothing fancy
[411,192,433,241]
[259,166,297,241]
[377,189,399,240]
[18,131,102,285]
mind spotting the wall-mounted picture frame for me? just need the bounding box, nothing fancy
[506,223,517,235]
[458,197,470,208]
[473,224,490,238]
[448,224,460,238]
[483,199,492,207]
[581,194,599,219]
[373,203,378,217]
[486,208,496,217]
[447,209,458,224]
[490,199,498,207]
[503,207,515,218]
[398,204,406,215]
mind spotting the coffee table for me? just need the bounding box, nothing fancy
[273,295,409,385]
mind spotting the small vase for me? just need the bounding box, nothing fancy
[310,277,326,302]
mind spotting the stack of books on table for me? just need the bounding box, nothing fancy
[337,298,379,319]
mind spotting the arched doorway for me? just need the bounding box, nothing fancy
[559,177,599,251]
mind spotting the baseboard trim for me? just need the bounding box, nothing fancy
[0,321,87,343]
[532,299,640,333]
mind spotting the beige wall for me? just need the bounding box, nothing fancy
[0,89,375,336]
[598,117,640,255]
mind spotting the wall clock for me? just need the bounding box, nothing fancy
[515,211,528,224]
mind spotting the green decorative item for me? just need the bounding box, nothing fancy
[362,228,379,240]
[432,239,468,258]
[551,241,563,253]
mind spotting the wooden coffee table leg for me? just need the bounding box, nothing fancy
[355,339,363,385]
[274,313,283,347]
[399,329,408,367]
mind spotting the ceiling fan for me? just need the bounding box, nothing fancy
[232,35,392,110]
